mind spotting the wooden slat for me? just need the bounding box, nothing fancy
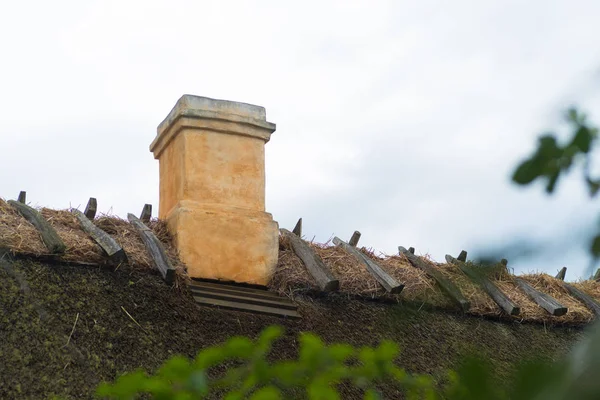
[348,231,361,247]
[563,283,600,316]
[446,255,520,316]
[514,278,568,316]
[333,237,404,294]
[193,296,301,319]
[127,213,175,284]
[192,280,279,297]
[593,268,600,282]
[72,209,127,264]
[84,198,97,220]
[17,191,26,204]
[190,282,286,301]
[191,289,298,310]
[140,204,152,224]
[457,250,467,262]
[281,228,339,292]
[556,267,567,281]
[292,218,302,237]
[8,200,66,254]
[408,247,415,255]
[399,246,470,312]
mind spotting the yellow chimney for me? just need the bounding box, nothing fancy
[150,95,279,285]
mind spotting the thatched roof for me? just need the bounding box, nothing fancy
[0,198,597,326]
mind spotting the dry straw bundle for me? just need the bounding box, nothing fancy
[0,198,47,255]
[269,234,317,296]
[40,208,105,264]
[519,273,594,324]
[436,262,499,316]
[310,240,385,297]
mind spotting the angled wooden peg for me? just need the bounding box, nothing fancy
[8,200,66,254]
[84,197,97,220]
[457,250,467,262]
[335,237,403,294]
[140,204,152,224]
[73,209,126,264]
[594,268,600,282]
[128,213,175,284]
[292,218,302,237]
[399,246,470,312]
[408,247,415,254]
[556,267,567,281]
[17,191,26,204]
[348,231,361,247]
[515,278,567,316]
[446,254,520,316]
[281,228,339,291]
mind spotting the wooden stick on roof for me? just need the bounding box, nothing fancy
[446,254,520,316]
[556,267,567,281]
[292,218,302,237]
[8,200,66,254]
[334,236,403,294]
[399,246,470,312]
[140,204,152,224]
[73,209,127,265]
[348,231,361,247]
[84,197,97,220]
[128,213,175,284]
[514,277,567,316]
[281,228,339,292]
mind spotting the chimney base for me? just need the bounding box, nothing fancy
[166,200,278,285]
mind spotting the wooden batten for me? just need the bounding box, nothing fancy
[281,228,339,292]
[399,246,470,312]
[348,231,361,247]
[292,218,302,237]
[140,204,152,224]
[127,213,175,284]
[333,236,403,294]
[8,200,66,254]
[73,209,127,265]
[446,255,520,316]
[17,191,26,204]
[556,267,567,281]
[514,278,567,316]
[84,198,97,220]
[562,283,600,316]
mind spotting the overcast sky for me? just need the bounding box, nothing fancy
[1,0,600,279]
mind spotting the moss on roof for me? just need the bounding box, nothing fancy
[0,254,585,399]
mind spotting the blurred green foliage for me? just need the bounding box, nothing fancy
[512,108,600,258]
[95,322,600,400]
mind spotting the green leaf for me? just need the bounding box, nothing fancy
[590,234,600,258]
[572,126,594,153]
[249,386,282,400]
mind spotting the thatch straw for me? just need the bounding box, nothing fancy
[362,251,450,307]
[0,198,47,255]
[310,241,385,297]
[269,234,317,296]
[93,214,189,285]
[40,208,105,264]
[437,262,499,316]
[519,274,594,324]
[571,280,600,302]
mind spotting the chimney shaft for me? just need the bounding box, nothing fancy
[150,95,279,285]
